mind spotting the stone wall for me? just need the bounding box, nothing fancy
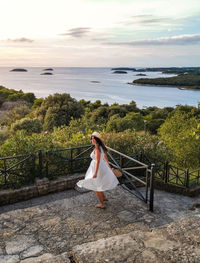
[0,173,84,206]
[154,180,200,197]
[1,173,199,206]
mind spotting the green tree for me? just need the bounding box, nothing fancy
[108,105,127,119]
[106,112,143,132]
[122,100,140,113]
[31,98,44,110]
[11,118,43,134]
[159,110,200,168]
[36,93,84,131]
[4,104,30,126]
[90,106,109,124]
[146,118,165,134]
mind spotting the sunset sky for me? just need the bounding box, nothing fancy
[0,0,200,67]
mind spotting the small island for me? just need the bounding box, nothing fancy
[129,71,200,90]
[10,68,27,72]
[43,68,54,71]
[112,70,127,74]
[90,81,101,83]
[136,73,147,76]
[40,72,53,75]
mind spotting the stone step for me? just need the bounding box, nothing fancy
[0,252,70,263]
[72,217,200,263]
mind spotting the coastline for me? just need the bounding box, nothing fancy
[1,67,200,108]
[128,82,200,91]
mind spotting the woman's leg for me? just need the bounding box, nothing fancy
[96,192,105,208]
[102,192,108,201]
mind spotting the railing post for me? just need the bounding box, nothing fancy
[149,163,155,212]
[185,168,189,188]
[3,159,7,185]
[139,150,143,162]
[165,161,169,183]
[145,167,149,203]
[120,155,123,169]
[38,149,43,177]
[46,151,49,178]
[70,148,73,173]
[32,154,36,180]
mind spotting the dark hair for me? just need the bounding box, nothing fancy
[93,136,107,153]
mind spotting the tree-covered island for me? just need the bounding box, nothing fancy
[129,69,200,90]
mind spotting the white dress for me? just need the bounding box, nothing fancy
[77,148,119,191]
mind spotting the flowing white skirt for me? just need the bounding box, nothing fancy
[77,159,119,191]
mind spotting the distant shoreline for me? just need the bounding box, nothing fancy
[1,67,200,108]
[128,82,200,91]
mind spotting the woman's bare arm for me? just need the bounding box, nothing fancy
[93,148,101,178]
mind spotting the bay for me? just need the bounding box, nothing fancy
[0,67,200,108]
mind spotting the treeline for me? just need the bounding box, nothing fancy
[1,87,200,169]
[0,86,35,105]
[132,71,200,89]
[0,91,175,137]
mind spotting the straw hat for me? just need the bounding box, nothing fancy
[91,131,104,142]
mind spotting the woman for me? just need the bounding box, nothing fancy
[77,132,119,209]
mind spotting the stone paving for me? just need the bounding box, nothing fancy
[0,186,200,262]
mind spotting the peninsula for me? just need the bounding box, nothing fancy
[129,71,200,90]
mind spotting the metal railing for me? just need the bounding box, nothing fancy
[0,153,35,189]
[44,145,93,179]
[0,145,155,211]
[106,146,155,211]
[139,152,200,189]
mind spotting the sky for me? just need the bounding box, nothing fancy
[0,0,200,67]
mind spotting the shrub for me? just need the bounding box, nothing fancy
[0,126,10,145]
[11,118,43,134]
[159,109,200,168]
[36,93,84,130]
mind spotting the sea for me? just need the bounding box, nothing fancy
[0,67,200,109]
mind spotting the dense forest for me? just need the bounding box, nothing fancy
[0,85,200,169]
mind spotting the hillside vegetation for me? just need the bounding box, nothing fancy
[0,86,200,169]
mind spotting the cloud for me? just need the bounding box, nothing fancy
[121,14,200,26]
[91,37,110,42]
[105,34,200,46]
[6,38,34,43]
[59,27,91,38]
[126,15,169,25]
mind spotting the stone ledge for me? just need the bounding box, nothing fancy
[155,180,200,197]
[20,252,70,263]
[72,217,200,263]
[0,173,84,206]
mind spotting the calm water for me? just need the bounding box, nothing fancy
[0,67,200,108]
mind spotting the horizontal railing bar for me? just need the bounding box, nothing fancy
[47,157,91,165]
[169,166,186,172]
[106,146,148,167]
[0,156,33,175]
[47,145,91,153]
[189,169,200,174]
[108,160,147,185]
[73,146,93,160]
[0,153,33,160]
[123,170,146,185]
[123,166,147,171]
